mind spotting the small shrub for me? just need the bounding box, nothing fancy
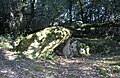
[39,52,55,60]
[0,34,13,49]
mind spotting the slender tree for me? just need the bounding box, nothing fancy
[68,0,72,25]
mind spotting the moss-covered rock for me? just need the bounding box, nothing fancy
[16,26,71,59]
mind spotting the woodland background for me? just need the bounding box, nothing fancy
[0,0,120,78]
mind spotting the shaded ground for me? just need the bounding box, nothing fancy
[0,49,120,78]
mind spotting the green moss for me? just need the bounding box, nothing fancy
[15,26,71,59]
[31,75,37,78]
[0,76,5,78]
[96,67,111,77]
[33,66,43,72]
[54,69,62,74]
[67,75,76,78]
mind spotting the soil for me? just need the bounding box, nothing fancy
[0,49,120,78]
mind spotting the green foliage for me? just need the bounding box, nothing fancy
[75,38,120,56]
[96,67,112,77]
[39,52,55,60]
[86,38,119,55]
[0,34,12,42]
[0,34,13,49]
[0,33,25,50]
[0,0,119,36]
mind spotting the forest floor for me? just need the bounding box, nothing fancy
[0,49,120,78]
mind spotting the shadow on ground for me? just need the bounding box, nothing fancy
[0,48,120,78]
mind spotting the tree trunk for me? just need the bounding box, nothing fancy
[68,0,72,25]
[78,0,84,23]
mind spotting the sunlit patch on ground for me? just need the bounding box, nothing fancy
[1,50,18,60]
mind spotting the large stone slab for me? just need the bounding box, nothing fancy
[62,38,90,57]
[16,26,71,59]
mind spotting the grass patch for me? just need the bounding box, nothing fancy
[33,66,43,72]
[96,67,112,77]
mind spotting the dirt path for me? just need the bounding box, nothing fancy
[0,49,120,78]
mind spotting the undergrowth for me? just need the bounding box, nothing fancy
[0,34,120,60]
